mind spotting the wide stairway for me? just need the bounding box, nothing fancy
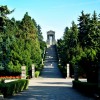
[41,45,62,78]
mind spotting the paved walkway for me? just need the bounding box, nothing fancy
[9,45,94,100]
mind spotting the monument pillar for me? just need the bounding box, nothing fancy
[32,64,35,78]
[21,66,26,79]
[67,64,70,78]
[47,30,56,45]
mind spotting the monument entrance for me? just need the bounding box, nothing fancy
[47,30,56,45]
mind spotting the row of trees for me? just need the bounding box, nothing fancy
[57,11,100,83]
[0,5,46,76]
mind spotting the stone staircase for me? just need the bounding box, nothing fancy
[45,45,58,62]
[40,45,62,78]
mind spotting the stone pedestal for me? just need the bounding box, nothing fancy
[74,64,78,81]
[67,64,70,78]
[32,64,35,78]
[21,66,26,79]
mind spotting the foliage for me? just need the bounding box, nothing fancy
[0,5,14,31]
[0,79,29,98]
[0,5,46,76]
[35,71,40,78]
[72,80,98,96]
[0,79,5,83]
[58,64,66,77]
[57,11,100,82]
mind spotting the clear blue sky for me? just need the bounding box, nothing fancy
[0,0,100,41]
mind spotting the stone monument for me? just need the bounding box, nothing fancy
[47,30,56,46]
[67,64,70,78]
[21,66,26,79]
[32,64,35,78]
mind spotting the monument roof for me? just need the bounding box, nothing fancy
[47,30,55,35]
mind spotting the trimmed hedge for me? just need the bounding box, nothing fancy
[72,80,98,96]
[0,79,29,98]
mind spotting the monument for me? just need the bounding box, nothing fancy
[67,64,70,78]
[32,64,35,78]
[21,66,26,79]
[47,30,56,45]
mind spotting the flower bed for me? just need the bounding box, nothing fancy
[0,76,21,79]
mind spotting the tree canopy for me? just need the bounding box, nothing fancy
[57,11,100,82]
[0,5,46,76]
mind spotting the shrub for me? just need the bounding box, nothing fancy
[35,64,44,77]
[35,71,40,78]
[1,79,29,98]
[0,79,5,83]
[72,80,98,96]
[58,64,66,77]
[0,83,3,95]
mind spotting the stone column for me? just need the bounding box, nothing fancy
[32,64,35,78]
[47,35,49,41]
[67,64,70,78]
[52,35,54,45]
[47,35,49,45]
[21,66,26,79]
[48,35,50,45]
[74,64,78,81]
[98,63,100,87]
[53,34,55,45]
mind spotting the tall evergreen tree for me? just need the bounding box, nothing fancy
[20,12,42,68]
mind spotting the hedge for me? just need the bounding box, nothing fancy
[72,80,98,96]
[0,79,29,98]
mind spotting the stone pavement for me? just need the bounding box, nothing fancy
[9,45,94,100]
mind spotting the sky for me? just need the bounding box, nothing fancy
[0,0,100,41]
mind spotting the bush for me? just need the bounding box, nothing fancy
[0,79,5,83]
[1,79,29,98]
[58,64,66,77]
[72,80,98,96]
[0,83,3,95]
[35,71,40,78]
[35,64,44,77]
[36,64,44,71]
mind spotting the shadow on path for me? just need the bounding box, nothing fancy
[9,45,94,100]
[10,84,93,100]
